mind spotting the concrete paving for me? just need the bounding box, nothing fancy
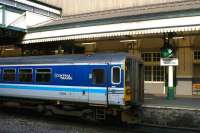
[143,94,200,110]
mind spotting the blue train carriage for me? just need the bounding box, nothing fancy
[0,53,144,123]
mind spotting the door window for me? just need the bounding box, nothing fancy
[112,66,121,84]
[92,69,105,85]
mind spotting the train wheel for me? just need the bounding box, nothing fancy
[43,106,54,117]
[36,105,45,113]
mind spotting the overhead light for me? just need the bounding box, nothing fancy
[172,36,184,40]
[120,39,137,43]
[4,48,14,51]
[165,36,184,40]
[81,42,96,45]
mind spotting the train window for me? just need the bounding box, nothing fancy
[92,69,105,85]
[19,69,32,82]
[112,67,121,84]
[3,69,16,82]
[36,69,51,83]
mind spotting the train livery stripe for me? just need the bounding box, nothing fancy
[0,84,109,94]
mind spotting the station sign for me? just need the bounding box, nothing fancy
[160,58,178,66]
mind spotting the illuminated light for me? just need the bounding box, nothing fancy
[120,39,137,43]
[57,101,60,105]
[172,36,184,40]
[81,42,97,45]
[4,48,15,51]
[125,89,132,95]
[166,36,184,40]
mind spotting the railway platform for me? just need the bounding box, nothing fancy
[141,94,200,129]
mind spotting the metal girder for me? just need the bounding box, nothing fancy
[0,27,25,44]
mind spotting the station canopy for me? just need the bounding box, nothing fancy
[22,0,200,44]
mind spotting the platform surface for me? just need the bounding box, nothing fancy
[143,94,200,110]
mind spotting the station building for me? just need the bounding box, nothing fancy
[1,0,200,97]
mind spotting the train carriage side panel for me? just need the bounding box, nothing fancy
[0,65,77,102]
[71,65,89,103]
[88,64,109,105]
[0,53,144,107]
[0,65,66,101]
[51,65,76,102]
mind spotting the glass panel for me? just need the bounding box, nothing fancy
[112,67,120,84]
[142,53,152,62]
[153,53,161,61]
[194,51,200,60]
[3,69,16,81]
[144,66,152,81]
[36,69,51,83]
[19,69,32,82]
[36,69,51,73]
[153,66,165,81]
[142,52,161,62]
[92,69,105,85]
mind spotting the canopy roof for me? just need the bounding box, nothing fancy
[22,0,200,44]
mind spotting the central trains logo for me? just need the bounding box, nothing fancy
[55,73,73,80]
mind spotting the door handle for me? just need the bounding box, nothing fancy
[82,90,86,95]
[89,74,92,79]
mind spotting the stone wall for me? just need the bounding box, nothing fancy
[142,107,200,128]
[144,82,165,95]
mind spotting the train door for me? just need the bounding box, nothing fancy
[124,58,143,105]
[73,66,89,103]
[108,65,124,105]
[88,65,108,105]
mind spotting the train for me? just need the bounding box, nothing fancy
[0,53,144,123]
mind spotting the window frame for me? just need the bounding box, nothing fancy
[18,68,33,83]
[144,65,165,83]
[2,68,16,82]
[194,50,200,60]
[92,68,105,85]
[141,52,161,62]
[144,66,152,82]
[35,68,52,83]
[111,66,121,85]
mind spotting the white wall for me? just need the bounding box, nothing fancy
[5,10,26,29]
[39,0,184,16]
[26,12,53,28]
[0,9,52,29]
[0,8,2,24]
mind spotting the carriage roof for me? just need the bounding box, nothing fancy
[0,53,138,65]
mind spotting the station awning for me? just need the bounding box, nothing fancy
[22,15,200,44]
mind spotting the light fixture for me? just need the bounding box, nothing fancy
[165,36,184,40]
[4,48,14,51]
[120,39,137,43]
[172,36,184,40]
[81,42,97,45]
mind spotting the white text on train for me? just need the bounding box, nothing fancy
[55,74,73,80]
